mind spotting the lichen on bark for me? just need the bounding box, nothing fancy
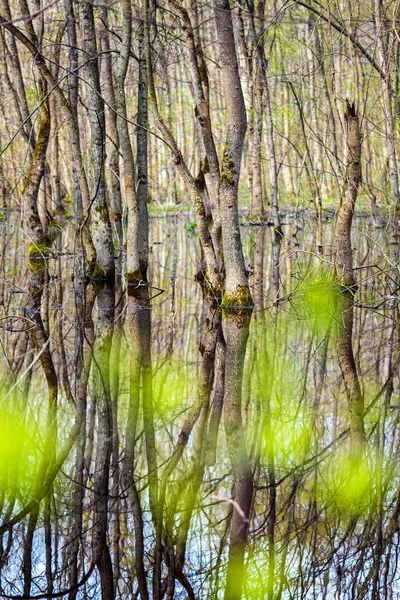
[94,204,110,223]
[220,149,236,187]
[87,256,107,280]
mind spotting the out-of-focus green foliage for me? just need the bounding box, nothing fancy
[318,451,376,516]
[262,405,313,469]
[109,336,199,419]
[291,267,340,336]
[152,359,198,417]
[0,394,42,497]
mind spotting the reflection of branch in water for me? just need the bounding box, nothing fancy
[211,495,249,521]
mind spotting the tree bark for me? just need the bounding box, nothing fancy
[80,0,115,279]
[214,0,252,306]
[335,102,365,453]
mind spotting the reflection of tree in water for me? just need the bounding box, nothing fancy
[1,210,399,598]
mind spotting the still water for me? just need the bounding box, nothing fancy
[0,209,398,599]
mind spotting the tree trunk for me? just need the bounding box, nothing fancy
[214,0,252,306]
[334,102,365,453]
[80,0,115,279]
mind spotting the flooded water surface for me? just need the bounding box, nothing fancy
[0,209,399,599]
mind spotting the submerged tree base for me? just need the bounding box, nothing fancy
[221,285,254,310]
[221,285,254,326]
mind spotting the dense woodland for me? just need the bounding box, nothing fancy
[0,0,399,598]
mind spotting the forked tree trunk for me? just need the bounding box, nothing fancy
[0,12,99,276]
[144,0,221,299]
[214,0,252,307]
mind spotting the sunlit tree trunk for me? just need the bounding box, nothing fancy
[214,0,252,307]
